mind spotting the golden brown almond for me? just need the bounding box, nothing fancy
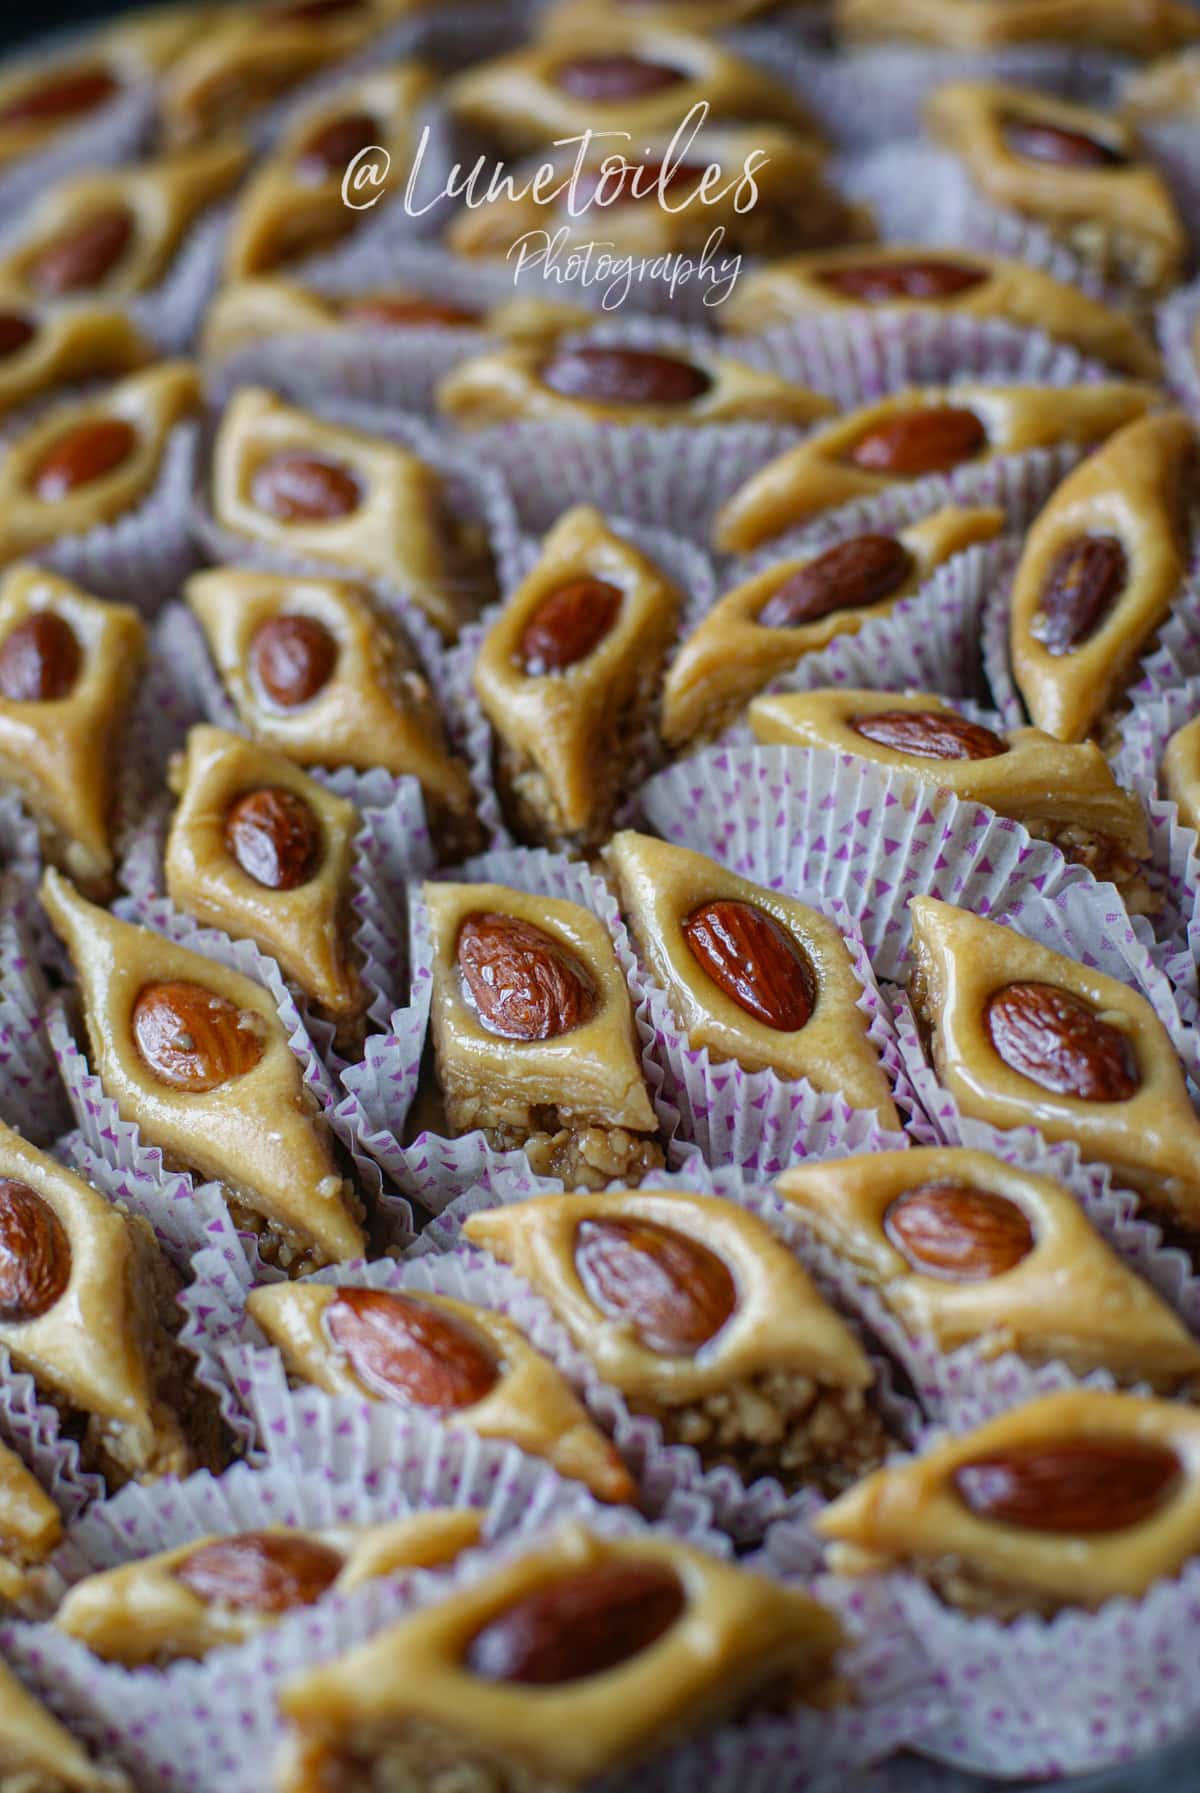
[883,1181,1035,1282]
[27,205,135,297]
[985,981,1140,1102]
[553,54,686,101]
[0,312,35,359]
[296,110,381,182]
[0,65,118,127]
[224,786,322,891]
[851,709,1008,761]
[1033,534,1128,656]
[0,1179,71,1323]
[541,345,711,407]
[324,1287,498,1411]
[0,613,82,702]
[818,259,988,303]
[175,1531,344,1613]
[953,1438,1179,1533]
[339,295,483,329]
[683,898,816,1032]
[465,1560,686,1684]
[251,451,361,523]
[29,416,137,501]
[251,614,339,709]
[848,406,987,476]
[1003,118,1128,169]
[757,534,913,629]
[519,577,623,676]
[574,1215,737,1355]
[456,912,596,1040]
[131,980,266,1091]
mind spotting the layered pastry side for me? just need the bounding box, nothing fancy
[817,1390,1200,1619]
[472,506,682,851]
[0,1659,131,1793]
[465,1188,890,1494]
[1162,713,1200,831]
[925,81,1186,295]
[712,381,1155,553]
[605,830,900,1125]
[0,564,146,895]
[273,1524,842,1791]
[185,566,476,850]
[776,1147,1200,1391]
[0,1439,61,1607]
[210,387,492,642]
[907,896,1200,1231]
[245,1281,636,1503]
[0,1117,224,1485]
[662,504,1003,746]
[423,880,663,1187]
[835,0,1200,56]
[748,687,1156,913]
[40,868,367,1275]
[1008,410,1194,744]
[54,1511,483,1666]
[0,361,201,563]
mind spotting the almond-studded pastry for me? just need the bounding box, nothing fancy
[0,1117,223,1486]
[720,245,1162,379]
[540,0,784,33]
[466,1189,888,1492]
[274,1524,842,1792]
[0,1439,61,1605]
[1009,411,1192,744]
[185,567,474,841]
[1161,714,1200,832]
[0,565,146,893]
[836,0,1200,55]
[0,290,153,417]
[0,140,247,302]
[211,387,489,642]
[817,1390,1200,1616]
[224,63,434,279]
[448,126,865,263]
[748,688,1155,912]
[246,1281,636,1503]
[908,895,1200,1229]
[55,1510,483,1665]
[0,361,201,564]
[926,81,1186,295]
[437,339,836,431]
[446,28,816,153]
[1123,48,1200,120]
[777,1148,1200,1390]
[0,1660,131,1792]
[473,506,681,851]
[201,277,531,360]
[41,869,367,1275]
[423,880,662,1188]
[606,831,900,1125]
[663,505,1002,746]
[164,725,367,1028]
[713,382,1155,553]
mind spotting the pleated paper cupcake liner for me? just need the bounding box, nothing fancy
[1136,119,1200,269]
[127,200,236,356]
[0,872,70,1145]
[0,85,152,219]
[1158,271,1200,422]
[0,1341,104,1526]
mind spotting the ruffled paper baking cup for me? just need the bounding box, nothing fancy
[1159,271,1200,421]
[0,872,70,1145]
[0,1339,104,1526]
[127,201,236,356]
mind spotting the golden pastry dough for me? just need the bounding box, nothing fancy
[837,0,1200,55]
[0,290,153,418]
[540,0,786,33]
[0,1440,61,1605]
[1161,714,1200,832]
[0,1660,130,1792]
[1124,48,1200,119]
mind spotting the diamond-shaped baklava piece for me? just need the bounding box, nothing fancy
[466,1188,886,1493]
[606,831,899,1126]
[1162,714,1200,832]
[0,361,201,562]
[55,1510,483,1665]
[749,688,1154,912]
[473,506,681,851]
[908,896,1200,1228]
[0,565,145,893]
[0,290,153,417]
[202,276,500,359]
[437,340,835,430]
[818,1390,1200,1616]
[0,1661,130,1793]
[777,1147,1200,1390]
[0,1117,222,1486]
[1009,411,1192,743]
[246,1281,635,1503]
[663,504,1002,746]
[276,1524,840,1792]
[0,141,247,302]
[926,81,1186,295]
[837,0,1200,55]
[186,566,474,840]
[720,245,1162,378]
[225,63,434,279]
[211,387,487,641]
[713,381,1155,552]
[424,881,662,1189]
[41,869,367,1275]
[164,724,366,1026]
[0,1439,61,1605]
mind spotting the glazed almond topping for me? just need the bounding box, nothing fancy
[29,416,137,500]
[757,535,913,628]
[519,577,623,676]
[251,613,339,708]
[541,345,712,407]
[574,1215,737,1355]
[131,980,267,1091]
[251,451,362,523]
[27,205,136,296]
[0,65,118,126]
[465,1560,686,1684]
[683,898,816,1032]
[1033,535,1129,655]
[0,612,82,701]
[175,1532,344,1613]
[985,981,1140,1103]
[224,786,322,891]
[324,1287,500,1411]
[553,55,687,101]
[851,709,1008,761]
[0,311,35,358]
[296,110,381,182]
[0,1178,71,1323]
[1003,118,1128,169]
[883,1182,1035,1282]
[848,406,987,475]
[818,259,988,302]
[456,912,596,1040]
[953,1439,1180,1533]
[340,295,483,329]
